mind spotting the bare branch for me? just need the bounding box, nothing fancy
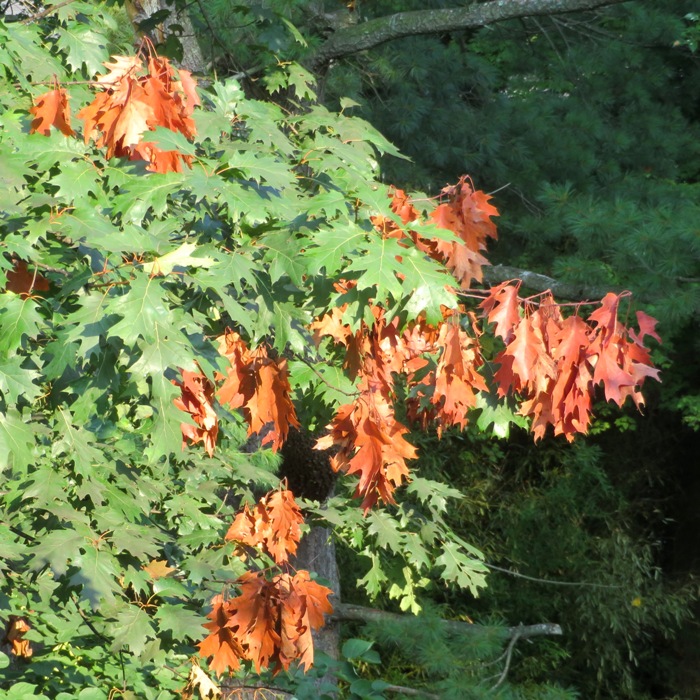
[490,628,521,690]
[310,0,628,68]
[384,684,440,699]
[483,264,620,301]
[332,602,563,640]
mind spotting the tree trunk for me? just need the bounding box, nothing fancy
[127,0,206,72]
[291,526,341,695]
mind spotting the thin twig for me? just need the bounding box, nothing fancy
[490,628,521,690]
[290,350,358,398]
[484,562,623,589]
[384,683,440,699]
[21,0,76,24]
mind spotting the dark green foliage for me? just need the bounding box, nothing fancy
[406,429,695,699]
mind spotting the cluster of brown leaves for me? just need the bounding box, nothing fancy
[173,331,299,457]
[199,488,332,676]
[407,317,488,435]
[217,331,299,452]
[225,488,304,565]
[372,176,499,288]
[198,570,333,675]
[312,298,487,509]
[482,283,661,440]
[29,47,200,174]
[313,248,660,507]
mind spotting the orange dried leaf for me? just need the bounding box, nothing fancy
[173,369,218,456]
[198,595,245,676]
[216,333,299,452]
[319,387,416,511]
[3,616,33,659]
[430,322,488,433]
[480,281,521,342]
[225,488,304,565]
[29,87,75,137]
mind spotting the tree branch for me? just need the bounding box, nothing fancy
[331,602,563,640]
[483,264,620,301]
[310,0,629,68]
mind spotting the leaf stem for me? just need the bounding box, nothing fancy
[290,350,358,398]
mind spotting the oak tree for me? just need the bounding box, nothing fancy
[0,4,663,698]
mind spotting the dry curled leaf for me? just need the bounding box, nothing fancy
[173,369,219,457]
[29,87,75,137]
[225,488,304,565]
[2,616,33,660]
[198,571,333,675]
[217,331,299,452]
[181,661,222,699]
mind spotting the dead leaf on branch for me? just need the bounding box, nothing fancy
[217,331,299,452]
[317,383,417,512]
[198,572,333,675]
[426,321,488,434]
[76,49,198,173]
[4,259,50,296]
[2,616,33,660]
[181,662,222,699]
[225,488,304,565]
[29,87,75,137]
[174,369,219,457]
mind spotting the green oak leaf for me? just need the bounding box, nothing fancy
[435,540,488,596]
[0,356,41,405]
[154,604,204,640]
[0,410,35,469]
[110,602,157,656]
[0,293,42,357]
[70,544,120,609]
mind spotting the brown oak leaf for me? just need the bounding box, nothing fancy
[29,87,75,137]
[216,331,299,452]
[225,488,304,564]
[173,369,218,456]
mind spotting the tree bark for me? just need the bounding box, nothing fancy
[129,0,206,72]
[332,602,563,640]
[309,0,629,68]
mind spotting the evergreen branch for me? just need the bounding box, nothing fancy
[482,264,620,301]
[309,0,628,68]
[331,603,562,640]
